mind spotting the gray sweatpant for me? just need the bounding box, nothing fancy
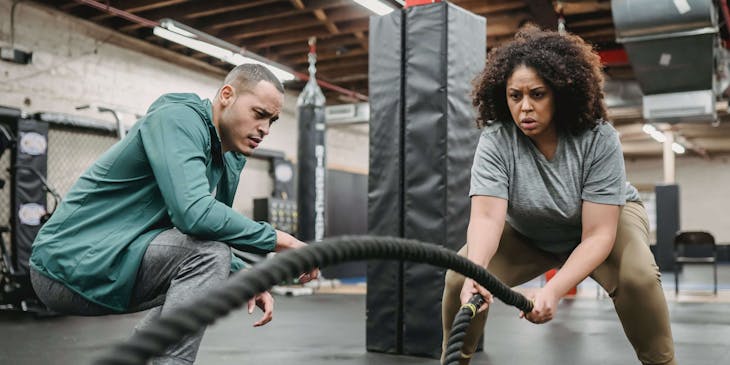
[31,228,231,365]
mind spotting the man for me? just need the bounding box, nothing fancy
[30,64,318,364]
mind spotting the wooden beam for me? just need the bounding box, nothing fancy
[114,3,299,33]
[457,0,527,15]
[567,16,614,30]
[321,4,372,22]
[265,35,364,58]
[217,16,322,41]
[304,0,350,9]
[318,65,368,79]
[185,0,282,19]
[243,26,332,49]
[279,48,368,65]
[111,0,279,26]
[353,31,368,51]
[244,19,369,49]
[561,1,611,16]
[523,0,558,30]
[311,57,368,72]
[290,0,306,9]
[314,9,341,34]
[486,13,531,37]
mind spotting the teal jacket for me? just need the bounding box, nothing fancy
[30,93,277,312]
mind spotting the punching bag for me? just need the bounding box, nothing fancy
[297,38,327,243]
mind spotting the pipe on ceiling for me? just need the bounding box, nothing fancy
[72,0,368,101]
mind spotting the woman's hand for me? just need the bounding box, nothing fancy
[460,278,493,313]
[520,287,559,324]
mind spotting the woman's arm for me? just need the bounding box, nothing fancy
[466,196,508,267]
[460,195,508,311]
[524,201,619,323]
[545,201,619,295]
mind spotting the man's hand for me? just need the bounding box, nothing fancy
[274,230,307,251]
[274,230,321,284]
[298,268,320,284]
[248,291,274,327]
[460,278,493,313]
[520,287,559,324]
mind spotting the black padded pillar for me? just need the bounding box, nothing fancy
[655,184,680,271]
[11,118,49,276]
[367,2,485,358]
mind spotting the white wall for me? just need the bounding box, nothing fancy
[0,0,369,217]
[626,155,730,244]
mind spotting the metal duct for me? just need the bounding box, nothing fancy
[612,0,720,123]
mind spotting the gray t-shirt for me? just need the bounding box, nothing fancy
[469,121,640,253]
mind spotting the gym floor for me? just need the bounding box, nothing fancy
[1,264,729,365]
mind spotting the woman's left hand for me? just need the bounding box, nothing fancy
[520,287,560,324]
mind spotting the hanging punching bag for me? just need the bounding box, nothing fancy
[297,37,327,243]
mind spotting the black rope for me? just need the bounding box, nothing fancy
[92,235,533,365]
[443,294,486,365]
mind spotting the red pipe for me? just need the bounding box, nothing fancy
[72,0,367,101]
[597,48,629,66]
[405,0,441,8]
[720,0,730,49]
[73,0,158,28]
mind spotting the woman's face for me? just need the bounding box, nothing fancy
[506,65,556,141]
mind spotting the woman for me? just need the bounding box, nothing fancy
[441,26,675,365]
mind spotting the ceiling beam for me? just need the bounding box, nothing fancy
[486,12,531,37]
[244,19,369,49]
[279,48,368,65]
[522,0,559,30]
[217,16,323,41]
[561,1,612,16]
[453,0,527,15]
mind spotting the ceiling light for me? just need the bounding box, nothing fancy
[154,19,296,82]
[671,142,686,154]
[352,0,395,15]
[642,123,688,154]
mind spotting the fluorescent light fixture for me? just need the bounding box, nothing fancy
[641,124,656,134]
[642,123,665,142]
[153,19,296,82]
[352,0,395,15]
[671,142,686,154]
[642,123,687,154]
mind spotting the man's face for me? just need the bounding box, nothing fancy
[219,80,283,156]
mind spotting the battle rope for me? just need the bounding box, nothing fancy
[443,294,486,365]
[92,235,533,365]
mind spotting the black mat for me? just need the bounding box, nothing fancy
[1,293,729,364]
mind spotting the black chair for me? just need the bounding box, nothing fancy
[674,231,717,295]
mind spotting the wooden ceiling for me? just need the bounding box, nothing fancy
[33,0,730,159]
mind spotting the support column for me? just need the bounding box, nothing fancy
[367,2,485,358]
[663,130,675,184]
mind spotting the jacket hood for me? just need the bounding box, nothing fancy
[147,93,212,123]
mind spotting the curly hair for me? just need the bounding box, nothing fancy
[472,25,607,133]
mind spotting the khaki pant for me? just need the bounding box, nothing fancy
[441,202,676,365]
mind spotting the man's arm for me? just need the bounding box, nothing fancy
[139,108,275,252]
